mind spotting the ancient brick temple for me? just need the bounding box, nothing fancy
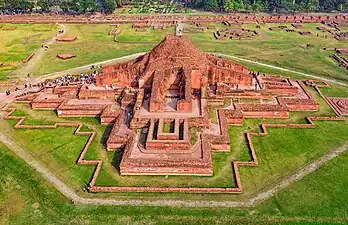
[12,35,327,179]
[96,35,252,112]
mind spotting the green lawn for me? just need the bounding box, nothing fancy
[1,22,347,84]
[187,22,348,83]
[1,18,348,224]
[257,150,348,219]
[32,24,159,76]
[2,139,348,224]
[0,23,58,80]
[1,82,348,202]
[116,24,175,42]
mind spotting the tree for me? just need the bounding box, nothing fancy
[337,0,348,11]
[268,0,281,11]
[319,0,337,11]
[306,0,319,11]
[98,0,116,13]
[207,0,219,9]
[224,0,244,10]
[282,0,295,10]
[251,0,265,11]
[37,0,50,11]
[75,0,99,13]
[115,0,123,7]
[190,0,219,10]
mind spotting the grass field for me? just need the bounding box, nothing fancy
[1,82,347,203]
[0,24,58,80]
[32,24,167,76]
[187,22,348,83]
[1,21,347,84]
[2,137,348,224]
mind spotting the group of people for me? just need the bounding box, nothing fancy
[49,73,96,86]
[4,63,106,97]
[79,73,96,85]
[4,72,98,98]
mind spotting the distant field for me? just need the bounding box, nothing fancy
[32,24,174,76]
[0,23,57,80]
[187,22,348,83]
[0,22,347,84]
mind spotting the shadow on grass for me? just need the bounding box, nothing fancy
[111,148,124,174]
[100,124,114,148]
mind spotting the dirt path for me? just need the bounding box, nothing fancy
[31,52,348,87]
[14,24,67,80]
[216,53,348,87]
[34,52,146,83]
[0,123,346,207]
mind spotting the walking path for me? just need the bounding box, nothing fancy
[216,53,348,87]
[33,52,146,83]
[28,52,348,87]
[0,127,346,207]
[14,24,67,79]
[176,22,183,36]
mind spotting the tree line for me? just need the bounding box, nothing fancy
[0,0,347,14]
[0,0,122,13]
[190,0,348,12]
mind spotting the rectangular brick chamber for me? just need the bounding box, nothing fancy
[57,99,113,117]
[146,141,190,151]
[120,164,213,176]
[236,104,290,118]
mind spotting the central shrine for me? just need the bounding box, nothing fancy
[13,34,325,179]
[97,35,253,113]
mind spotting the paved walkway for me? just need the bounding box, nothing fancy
[0,126,346,207]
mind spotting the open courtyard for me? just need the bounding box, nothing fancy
[1,12,348,225]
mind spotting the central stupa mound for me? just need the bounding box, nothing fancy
[97,35,252,92]
[148,35,205,60]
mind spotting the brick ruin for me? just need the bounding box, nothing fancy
[214,28,259,40]
[56,53,76,60]
[334,32,348,41]
[23,52,35,63]
[97,35,252,114]
[3,35,347,193]
[56,36,77,42]
[0,14,347,25]
[331,48,348,69]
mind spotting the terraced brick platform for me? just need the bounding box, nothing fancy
[0,35,346,194]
